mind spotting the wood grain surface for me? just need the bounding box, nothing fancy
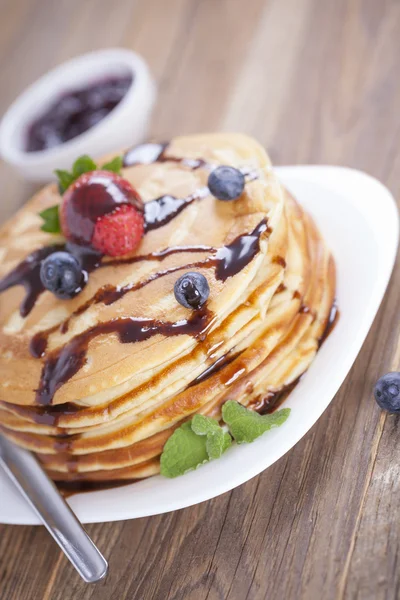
[0,0,399,598]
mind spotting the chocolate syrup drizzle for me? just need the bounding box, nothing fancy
[0,140,342,494]
[144,190,208,232]
[123,142,208,171]
[0,243,102,317]
[252,378,301,414]
[0,196,212,320]
[318,301,339,348]
[0,142,269,407]
[30,220,269,359]
[30,219,268,404]
[0,141,259,317]
[0,245,61,317]
[30,255,214,357]
[0,400,80,427]
[214,220,268,280]
[124,141,243,232]
[123,142,169,166]
[35,308,212,405]
[189,353,237,387]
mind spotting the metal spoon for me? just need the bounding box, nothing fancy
[0,433,108,583]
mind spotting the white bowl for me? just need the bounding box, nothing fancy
[0,165,397,525]
[0,48,156,181]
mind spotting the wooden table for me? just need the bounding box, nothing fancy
[0,0,399,598]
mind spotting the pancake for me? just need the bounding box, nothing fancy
[0,133,336,481]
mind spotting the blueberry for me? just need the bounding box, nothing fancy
[208,166,245,201]
[174,272,210,309]
[374,372,400,413]
[40,252,83,300]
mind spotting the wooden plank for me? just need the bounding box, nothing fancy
[0,0,399,598]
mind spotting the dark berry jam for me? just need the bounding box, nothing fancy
[26,75,133,152]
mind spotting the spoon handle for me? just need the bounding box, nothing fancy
[0,434,108,583]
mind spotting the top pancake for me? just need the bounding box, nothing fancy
[0,133,284,408]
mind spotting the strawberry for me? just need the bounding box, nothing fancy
[60,170,143,250]
[92,204,144,256]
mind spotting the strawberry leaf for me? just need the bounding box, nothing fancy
[72,155,97,178]
[39,205,61,234]
[101,156,123,174]
[54,169,75,194]
[54,154,123,197]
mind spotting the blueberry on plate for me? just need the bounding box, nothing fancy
[174,272,210,309]
[208,166,245,201]
[40,251,84,300]
[374,372,400,413]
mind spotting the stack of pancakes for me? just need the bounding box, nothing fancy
[0,134,335,482]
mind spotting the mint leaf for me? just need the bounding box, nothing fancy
[191,414,232,459]
[191,414,221,436]
[54,169,75,194]
[101,156,123,174]
[39,205,61,233]
[206,430,232,459]
[160,421,209,478]
[222,401,290,443]
[72,155,98,178]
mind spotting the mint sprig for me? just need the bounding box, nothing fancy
[160,401,291,478]
[54,154,123,195]
[39,205,61,234]
[222,401,290,443]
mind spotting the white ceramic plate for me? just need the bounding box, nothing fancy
[0,166,398,525]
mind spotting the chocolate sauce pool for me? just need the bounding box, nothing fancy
[57,479,136,498]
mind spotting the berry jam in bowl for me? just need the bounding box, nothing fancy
[0,48,156,181]
[26,75,134,153]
